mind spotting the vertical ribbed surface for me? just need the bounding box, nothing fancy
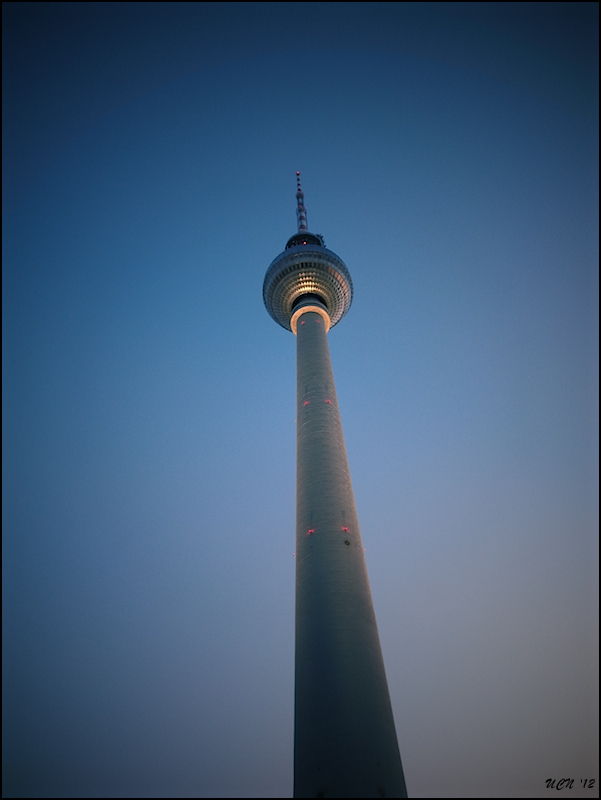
[294,311,408,799]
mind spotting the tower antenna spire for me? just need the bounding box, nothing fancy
[296,171,308,232]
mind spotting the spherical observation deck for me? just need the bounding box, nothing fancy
[263,231,353,333]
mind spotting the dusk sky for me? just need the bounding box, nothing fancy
[3,3,598,798]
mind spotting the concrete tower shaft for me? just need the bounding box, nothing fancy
[263,174,408,798]
[294,311,407,799]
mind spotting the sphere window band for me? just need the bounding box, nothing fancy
[263,244,353,333]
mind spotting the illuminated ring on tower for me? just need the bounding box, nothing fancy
[290,305,331,336]
[263,242,353,332]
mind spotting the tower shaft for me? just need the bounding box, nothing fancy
[294,311,407,799]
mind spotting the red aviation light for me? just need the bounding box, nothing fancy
[325,399,332,404]
[303,400,310,406]
[341,527,349,532]
[307,529,315,536]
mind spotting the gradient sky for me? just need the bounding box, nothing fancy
[3,3,598,798]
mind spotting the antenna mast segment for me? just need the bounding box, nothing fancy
[296,171,308,232]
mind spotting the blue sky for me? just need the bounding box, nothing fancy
[3,3,598,797]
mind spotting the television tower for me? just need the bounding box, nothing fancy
[263,173,408,798]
